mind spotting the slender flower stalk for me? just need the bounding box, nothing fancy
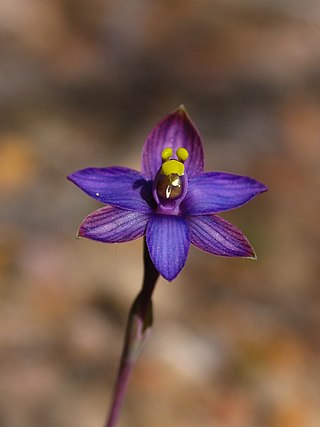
[105,241,159,427]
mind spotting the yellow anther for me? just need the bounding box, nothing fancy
[161,160,184,176]
[176,147,189,162]
[161,148,173,162]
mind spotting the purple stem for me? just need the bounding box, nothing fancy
[105,361,132,427]
[104,240,159,427]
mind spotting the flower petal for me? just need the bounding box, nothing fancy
[146,214,190,281]
[182,172,268,215]
[187,214,255,258]
[68,167,155,213]
[78,206,150,243]
[141,106,204,180]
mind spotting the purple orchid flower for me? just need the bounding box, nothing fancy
[68,106,267,281]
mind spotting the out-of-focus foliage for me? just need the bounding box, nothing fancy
[0,1,319,426]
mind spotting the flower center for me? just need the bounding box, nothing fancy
[153,147,189,213]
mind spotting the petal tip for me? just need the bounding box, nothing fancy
[66,172,75,183]
[161,270,180,282]
[243,241,256,259]
[146,246,186,282]
[76,227,85,239]
[174,104,191,121]
[177,104,187,114]
[258,183,269,194]
[247,249,257,260]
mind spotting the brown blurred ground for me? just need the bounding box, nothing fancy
[0,1,320,426]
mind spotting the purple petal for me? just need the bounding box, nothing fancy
[68,167,155,213]
[78,206,150,243]
[146,214,190,281]
[187,214,255,258]
[141,106,204,180]
[181,172,268,215]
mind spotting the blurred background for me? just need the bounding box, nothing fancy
[0,1,319,426]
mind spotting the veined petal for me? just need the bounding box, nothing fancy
[182,172,268,215]
[141,106,204,180]
[78,206,150,243]
[146,215,190,281]
[187,215,255,258]
[68,167,155,213]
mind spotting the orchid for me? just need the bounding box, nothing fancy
[68,106,267,427]
[68,106,267,282]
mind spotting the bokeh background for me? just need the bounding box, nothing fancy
[1,1,320,426]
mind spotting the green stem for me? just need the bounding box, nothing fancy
[104,241,159,427]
